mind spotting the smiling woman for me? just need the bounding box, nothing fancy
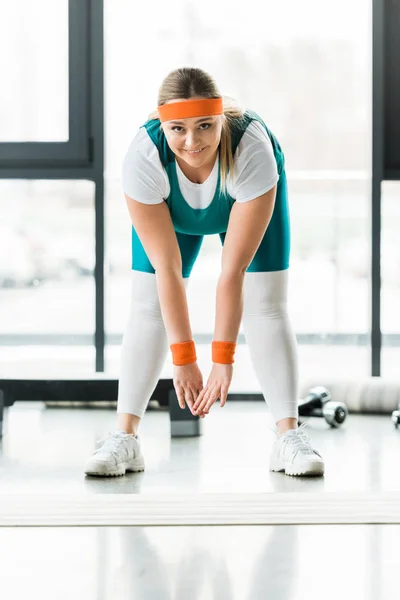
[83,66,326,480]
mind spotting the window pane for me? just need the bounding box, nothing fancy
[382,182,400,378]
[289,173,370,379]
[0,180,95,375]
[0,0,68,142]
[105,0,371,385]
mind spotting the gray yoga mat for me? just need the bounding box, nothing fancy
[1,492,400,527]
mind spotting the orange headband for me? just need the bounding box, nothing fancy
[157,98,224,123]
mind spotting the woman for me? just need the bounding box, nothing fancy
[84,67,325,478]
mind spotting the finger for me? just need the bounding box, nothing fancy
[185,390,202,417]
[194,389,209,413]
[205,386,220,411]
[191,385,202,404]
[193,387,207,411]
[220,386,229,408]
[191,388,205,419]
[194,386,212,416]
[205,397,217,412]
[185,389,195,412]
[188,387,205,417]
[176,386,186,409]
[196,385,216,413]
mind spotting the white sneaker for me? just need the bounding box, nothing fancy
[84,431,145,477]
[269,422,325,477]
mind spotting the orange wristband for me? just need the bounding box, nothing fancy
[212,341,236,364]
[170,340,197,366]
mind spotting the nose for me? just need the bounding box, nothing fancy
[185,130,200,149]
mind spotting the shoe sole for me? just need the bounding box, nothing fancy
[270,461,325,477]
[84,457,145,477]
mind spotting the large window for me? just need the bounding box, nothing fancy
[1,1,380,387]
[104,0,372,385]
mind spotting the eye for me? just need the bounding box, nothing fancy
[171,126,183,133]
[199,123,211,130]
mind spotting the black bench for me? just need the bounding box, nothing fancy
[0,376,202,439]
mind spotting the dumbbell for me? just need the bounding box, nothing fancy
[391,406,400,428]
[298,386,348,428]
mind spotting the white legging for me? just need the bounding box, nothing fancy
[117,269,299,423]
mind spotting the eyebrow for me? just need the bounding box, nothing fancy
[168,117,214,125]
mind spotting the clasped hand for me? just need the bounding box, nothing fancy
[173,362,233,417]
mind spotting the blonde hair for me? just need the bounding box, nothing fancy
[148,67,244,194]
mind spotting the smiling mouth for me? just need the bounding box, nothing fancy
[185,147,206,155]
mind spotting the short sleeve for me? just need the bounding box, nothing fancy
[230,120,279,203]
[122,128,169,205]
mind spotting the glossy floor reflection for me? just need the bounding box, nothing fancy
[0,524,399,600]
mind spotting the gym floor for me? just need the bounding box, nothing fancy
[0,400,399,599]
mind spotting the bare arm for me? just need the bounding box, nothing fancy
[124,194,192,345]
[214,186,277,342]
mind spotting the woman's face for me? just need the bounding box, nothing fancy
[161,98,223,169]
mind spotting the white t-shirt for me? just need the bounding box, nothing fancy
[122,120,279,210]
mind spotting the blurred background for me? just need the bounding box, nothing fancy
[1,0,398,388]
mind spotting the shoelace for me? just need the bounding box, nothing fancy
[270,422,322,458]
[94,432,131,459]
